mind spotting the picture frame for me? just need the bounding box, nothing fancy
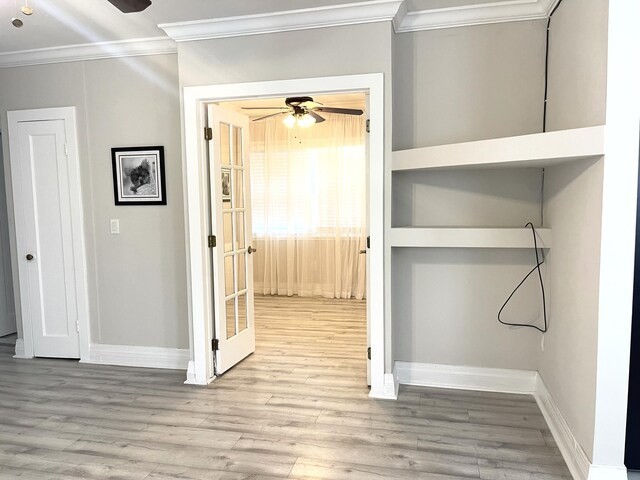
[221,169,231,202]
[111,146,166,206]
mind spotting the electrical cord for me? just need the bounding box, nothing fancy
[498,222,548,333]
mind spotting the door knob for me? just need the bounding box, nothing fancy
[248,246,257,254]
[26,254,34,261]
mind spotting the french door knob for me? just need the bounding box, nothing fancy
[26,254,34,261]
[248,246,257,254]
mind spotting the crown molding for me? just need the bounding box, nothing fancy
[0,37,177,69]
[158,0,404,42]
[395,0,557,33]
[0,0,560,68]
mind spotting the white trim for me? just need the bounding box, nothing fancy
[0,37,177,69]
[7,107,91,362]
[534,375,590,480]
[392,126,605,172]
[373,371,399,400]
[390,227,552,249]
[394,361,538,394]
[86,344,189,370]
[13,338,26,359]
[159,1,402,42]
[182,74,386,393]
[395,0,556,33]
[587,465,627,480]
[184,360,197,385]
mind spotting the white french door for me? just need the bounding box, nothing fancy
[8,112,84,358]
[207,104,256,374]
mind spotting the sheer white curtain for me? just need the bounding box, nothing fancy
[250,114,367,299]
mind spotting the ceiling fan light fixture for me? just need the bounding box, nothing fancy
[21,0,33,15]
[297,114,316,128]
[283,114,296,129]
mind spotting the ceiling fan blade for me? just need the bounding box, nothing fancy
[300,100,323,109]
[308,111,326,123]
[106,0,152,13]
[253,112,287,122]
[316,107,364,116]
[241,107,289,110]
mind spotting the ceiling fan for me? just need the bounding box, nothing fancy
[243,96,364,128]
[106,0,152,13]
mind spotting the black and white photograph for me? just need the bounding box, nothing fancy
[111,146,166,205]
[221,169,231,202]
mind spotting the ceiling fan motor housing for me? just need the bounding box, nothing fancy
[106,0,152,13]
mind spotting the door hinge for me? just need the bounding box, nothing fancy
[366,119,370,133]
[367,236,370,249]
[64,143,69,157]
[212,338,219,351]
[204,127,213,141]
[76,321,80,333]
[208,235,216,248]
[367,346,371,360]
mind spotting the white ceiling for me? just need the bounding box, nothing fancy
[0,0,550,54]
[0,0,377,53]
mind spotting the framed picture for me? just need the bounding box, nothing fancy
[112,146,166,206]
[221,169,231,202]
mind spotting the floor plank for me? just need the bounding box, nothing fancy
[0,295,571,479]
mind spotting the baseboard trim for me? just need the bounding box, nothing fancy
[13,338,30,359]
[587,465,627,480]
[86,343,189,370]
[534,376,591,480]
[394,361,538,394]
[369,372,398,399]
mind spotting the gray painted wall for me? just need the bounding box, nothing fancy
[0,54,189,349]
[393,247,545,369]
[391,21,547,371]
[392,168,545,369]
[393,168,544,227]
[540,158,604,460]
[0,134,16,336]
[392,20,547,150]
[545,0,608,131]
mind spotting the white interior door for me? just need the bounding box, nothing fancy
[11,117,81,358]
[207,104,255,375]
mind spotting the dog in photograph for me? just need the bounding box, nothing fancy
[125,159,157,195]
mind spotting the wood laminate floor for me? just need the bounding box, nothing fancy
[0,295,571,479]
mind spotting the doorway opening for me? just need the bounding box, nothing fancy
[0,132,17,344]
[182,74,385,396]
[214,92,369,386]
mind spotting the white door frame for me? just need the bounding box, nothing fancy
[7,106,91,361]
[182,74,386,397]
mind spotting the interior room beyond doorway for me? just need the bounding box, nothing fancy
[219,92,369,385]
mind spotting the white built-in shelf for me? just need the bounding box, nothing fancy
[390,227,552,249]
[392,126,605,172]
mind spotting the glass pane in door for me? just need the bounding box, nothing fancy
[223,213,233,253]
[237,294,247,332]
[234,170,244,208]
[226,298,236,339]
[236,212,245,250]
[233,127,243,166]
[237,253,246,291]
[224,255,234,297]
[220,123,231,165]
